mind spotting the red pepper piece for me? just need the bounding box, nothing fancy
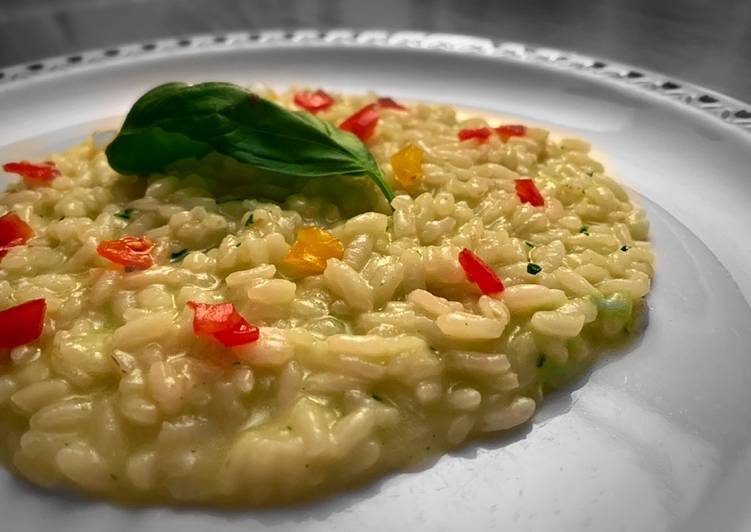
[187,301,242,334]
[0,299,47,351]
[187,301,260,347]
[495,124,526,142]
[0,212,33,260]
[211,320,260,347]
[293,89,334,113]
[514,178,545,207]
[96,236,154,270]
[459,248,505,295]
[340,104,380,141]
[377,97,407,111]
[458,127,492,143]
[3,161,60,188]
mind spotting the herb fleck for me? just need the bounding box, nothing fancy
[579,226,589,235]
[372,393,383,402]
[244,214,254,226]
[286,425,293,431]
[170,249,189,262]
[536,354,546,368]
[525,240,535,248]
[620,245,631,252]
[527,262,542,275]
[114,208,133,220]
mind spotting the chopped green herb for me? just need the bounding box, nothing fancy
[170,249,189,262]
[114,208,133,220]
[527,262,542,275]
[586,171,594,177]
[286,425,293,431]
[620,245,631,252]
[244,214,254,226]
[372,393,383,402]
[235,242,241,248]
[536,354,546,368]
[579,226,589,235]
[525,240,535,248]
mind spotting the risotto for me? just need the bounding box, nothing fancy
[0,85,653,505]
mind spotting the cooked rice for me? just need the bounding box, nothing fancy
[0,88,653,505]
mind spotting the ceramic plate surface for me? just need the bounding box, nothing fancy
[1,30,751,532]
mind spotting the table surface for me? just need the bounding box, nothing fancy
[0,0,749,101]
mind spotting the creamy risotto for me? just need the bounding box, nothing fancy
[0,86,653,505]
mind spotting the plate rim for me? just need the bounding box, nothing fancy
[1,27,751,532]
[0,28,750,135]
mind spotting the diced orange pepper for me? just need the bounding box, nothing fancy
[283,227,344,276]
[391,143,424,189]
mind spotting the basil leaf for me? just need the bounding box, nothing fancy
[105,82,394,204]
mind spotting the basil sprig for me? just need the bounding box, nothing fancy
[105,82,394,203]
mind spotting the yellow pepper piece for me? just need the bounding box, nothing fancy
[391,143,424,189]
[283,226,344,276]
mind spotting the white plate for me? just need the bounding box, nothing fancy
[1,30,751,532]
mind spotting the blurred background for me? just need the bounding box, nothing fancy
[0,0,749,98]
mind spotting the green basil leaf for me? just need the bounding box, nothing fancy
[105,82,394,204]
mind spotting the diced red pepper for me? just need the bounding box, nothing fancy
[0,212,33,260]
[458,127,492,143]
[458,248,505,295]
[340,104,380,141]
[377,97,407,111]
[293,89,334,113]
[495,124,527,142]
[3,161,60,188]
[187,301,242,334]
[0,299,46,351]
[211,320,260,347]
[187,301,259,347]
[514,178,545,207]
[96,236,154,270]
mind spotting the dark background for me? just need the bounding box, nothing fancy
[0,0,749,99]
